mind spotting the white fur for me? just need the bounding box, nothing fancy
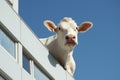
[40,17,93,75]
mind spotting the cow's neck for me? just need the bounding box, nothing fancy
[46,35,74,66]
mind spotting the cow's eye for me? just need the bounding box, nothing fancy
[73,27,78,31]
[76,27,78,30]
[58,27,61,30]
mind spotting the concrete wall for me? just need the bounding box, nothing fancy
[0,0,75,80]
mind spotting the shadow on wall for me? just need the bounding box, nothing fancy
[48,51,59,67]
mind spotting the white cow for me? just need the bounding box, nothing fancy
[40,17,93,75]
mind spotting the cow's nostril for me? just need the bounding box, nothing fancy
[65,36,69,40]
[73,36,76,39]
[65,35,76,40]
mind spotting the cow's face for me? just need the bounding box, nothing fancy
[44,17,93,50]
[56,19,78,50]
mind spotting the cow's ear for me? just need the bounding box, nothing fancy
[78,21,93,33]
[44,20,57,32]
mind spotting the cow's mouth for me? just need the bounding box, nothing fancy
[65,40,77,46]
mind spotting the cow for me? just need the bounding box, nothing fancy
[40,17,93,75]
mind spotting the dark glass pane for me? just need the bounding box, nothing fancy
[23,54,30,73]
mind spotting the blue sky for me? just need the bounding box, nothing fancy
[19,0,120,80]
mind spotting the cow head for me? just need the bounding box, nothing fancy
[44,17,93,50]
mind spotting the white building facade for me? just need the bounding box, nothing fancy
[0,0,75,80]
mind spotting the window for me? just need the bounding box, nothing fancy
[0,75,6,80]
[0,71,11,80]
[22,49,52,80]
[23,54,31,73]
[34,64,50,80]
[0,28,16,58]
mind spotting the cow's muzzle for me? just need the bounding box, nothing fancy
[65,34,77,46]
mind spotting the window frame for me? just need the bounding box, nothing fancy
[33,63,50,80]
[22,52,31,74]
[0,23,18,60]
[0,69,12,80]
[0,75,6,80]
[22,48,53,80]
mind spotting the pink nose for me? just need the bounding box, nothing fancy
[65,34,76,40]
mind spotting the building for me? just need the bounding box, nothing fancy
[0,0,75,80]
